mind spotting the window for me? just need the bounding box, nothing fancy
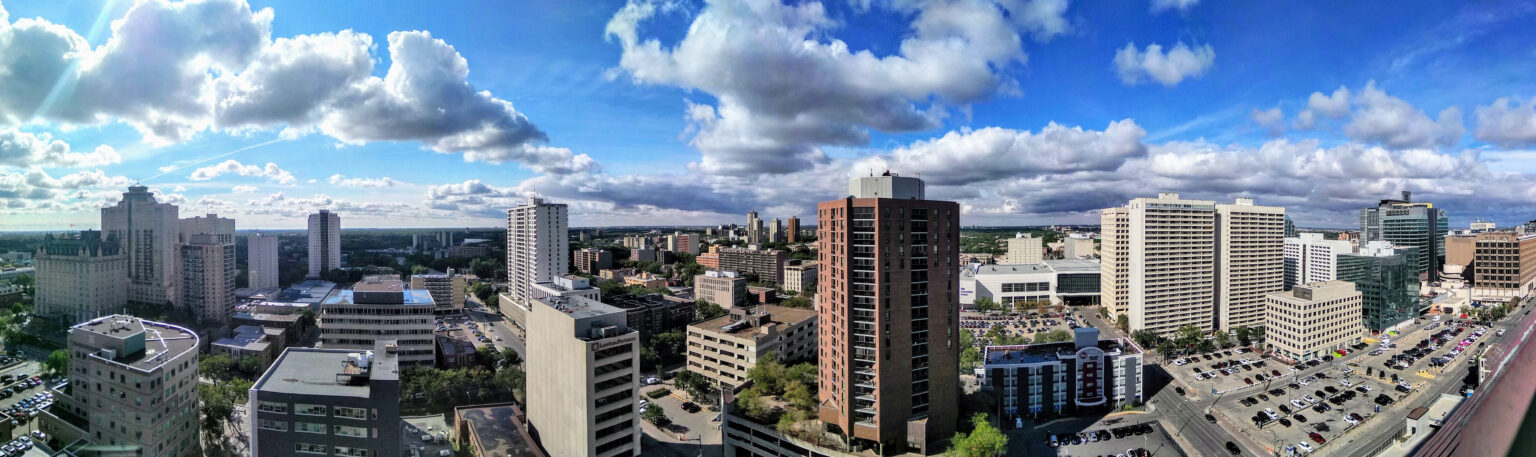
[334,407,368,420]
[334,425,368,438]
[295,422,328,434]
[295,404,328,416]
[295,443,327,454]
[256,419,287,431]
[333,447,369,457]
[257,401,288,414]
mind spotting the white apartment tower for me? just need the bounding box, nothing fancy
[1215,198,1286,330]
[527,295,641,457]
[1283,233,1352,290]
[178,213,234,244]
[247,234,280,289]
[180,234,236,324]
[307,210,341,278]
[507,198,569,307]
[1105,193,1217,335]
[1004,234,1044,264]
[101,184,180,306]
[1100,208,1130,317]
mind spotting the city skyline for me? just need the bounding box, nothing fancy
[0,0,1533,230]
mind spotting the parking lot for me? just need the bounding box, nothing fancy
[1169,347,1274,394]
[961,311,1086,343]
[638,382,721,448]
[1003,414,1183,457]
[402,415,454,457]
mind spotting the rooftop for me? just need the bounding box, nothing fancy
[72,316,199,372]
[607,293,688,311]
[691,305,816,339]
[255,346,400,397]
[537,295,627,320]
[982,338,1141,366]
[456,404,543,457]
[1044,258,1102,274]
[323,288,435,306]
[279,280,338,304]
[212,325,273,351]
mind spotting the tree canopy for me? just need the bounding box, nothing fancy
[947,413,1009,457]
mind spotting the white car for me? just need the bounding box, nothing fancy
[1175,358,1188,366]
[1263,408,1279,419]
[1360,385,1373,392]
[1341,367,1353,374]
[1297,442,1314,453]
[1290,399,1308,408]
[1303,395,1318,403]
[1344,415,1360,426]
[1340,379,1353,387]
[1299,379,1311,386]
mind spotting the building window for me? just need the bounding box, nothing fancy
[334,407,368,420]
[333,447,369,457]
[256,419,287,431]
[295,443,327,454]
[295,422,328,434]
[257,401,289,414]
[334,425,368,438]
[294,404,328,416]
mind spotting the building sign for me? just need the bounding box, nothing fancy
[1076,346,1106,405]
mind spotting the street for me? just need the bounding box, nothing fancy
[462,298,525,359]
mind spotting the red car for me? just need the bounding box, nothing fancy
[1309,432,1326,444]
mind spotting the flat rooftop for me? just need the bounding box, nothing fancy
[213,325,272,351]
[538,295,627,320]
[1044,258,1102,274]
[323,288,436,306]
[457,404,541,457]
[255,347,400,397]
[691,305,816,339]
[279,280,338,303]
[606,293,689,311]
[982,338,1140,366]
[72,316,199,371]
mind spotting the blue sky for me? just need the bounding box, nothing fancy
[2,0,1535,230]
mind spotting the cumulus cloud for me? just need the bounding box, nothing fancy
[1473,96,1536,148]
[606,0,1058,175]
[0,129,121,168]
[231,185,258,193]
[328,174,405,188]
[1150,0,1200,12]
[1250,107,1285,136]
[857,120,1147,186]
[1295,86,1351,129]
[1113,42,1215,86]
[1344,81,1463,149]
[188,159,295,184]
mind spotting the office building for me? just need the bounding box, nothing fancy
[622,272,667,289]
[781,261,817,294]
[1264,281,1364,363]
[1098,193,1217,335]
[503,275,602,329]
[101,184,180,306]
[981,327,1143,418]
[179,213,235,244]
[747,211,763,245]
[1100,207,1130,318]
[817,172,959,454]
[1063,233,1095,259]
[786,217,801,243]
[1469,232,1536,298]
[607,293,695,344]
[56,315,201,456]
[1284,233,1353,290]
[1469,218,1497,233]
[181,234,237,324]
[34,231,128,322]
[666,232,700,256]
[1522,220,1536,235]
[686,305,817,390]
[307,210,341,278]
[507,198,569,308]
[410,272,466,314]
[453,403,542,457]
[1337,242,1422,332]
[319,279,437,365]
[249,342,402,457]
[526,295,641,457]
[695,270,748,308]
[248,234,281,289]
[1284,215,1297,238]
[574,247,614,274]
[1004,234,1044,264]
[1359,192,1448,282]
[717,247,787,284]
[1215,198,1286,330]
[959,259,1102,308]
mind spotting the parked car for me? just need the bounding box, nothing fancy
[1309,432,1326,444]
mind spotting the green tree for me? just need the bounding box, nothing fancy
[643,404,669,426]
[42,349,68,375]
[1214,331,1231,348]
[1033,329,1073,343]
[470,282,494,303]
[201,354,236,382]
[960,347,982,372]
[1236,326,1252,347]
[1131,329,1162,350]
[237,356,262,376]
[973,296,997,313]
[1117,314,1130,334]
[695,300,728,321]
[411,265,431,275]
[947,413,1008,457]
[1175,324,1204,348]
[500,348,522,366]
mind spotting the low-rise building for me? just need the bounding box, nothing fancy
[960,259,1103,308]
[981,327,1143,419]
[574,248,613,274]
[410,271,467,314]
[623,272,668,289]
[695,270,747,308]
[437,330,482,369]
[608,293,695,344]
[319,279,436,365]
[686,305,817,389]
[1264,280,1365,363]
[249,342,402,457]
[454,403,545,457]
[211,325,289,372]
[51,315,202,456]
[781,261,816,293]
[1063,233,1095,259]
[717,247,786,284]
[600,268,638,282]
[526,295,641,457]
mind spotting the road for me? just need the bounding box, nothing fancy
[461,298,526,358]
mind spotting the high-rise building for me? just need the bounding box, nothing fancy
[507,198,569,308]
[249,342,402,457]
[574,247,614,274]
[1521,219,1536,235]
[816,172,959,453]
[1359,192,1447,282]
[181,234,236,324]
[716,247,786,284]
[101,184,180,306]
[34,231,128,322]
[695,270,748,308]
[1099,193,1217,335]
[786,217,801,243]
[1099,207,1130,318]
[1469,232,1536,298]
[769,218,784,243]
[179,213,235,244]
[1264,281,1364,362]
[1337,242,1422,332]
[1284,214,1297,238]
[248,234,281,289]
[747,211,763,245]
[55,315,201,456]
[1284,233,1352,290]
[318,279,437,365]
[1063,233,1095,259]
[307,210,341,278]
[1003,234,1044,264]
[1215,198,1286,330]
[527,295,641,457]
[665,232,700,255]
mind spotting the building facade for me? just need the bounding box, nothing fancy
[249,343,402,457]
[527,295,641,457]
[1264,281,1364,363]
[1101,193,1218,335]
[307,210,341,278]
[1215,198,1286,330]
[507,198,569,308]
[1003,235,1044,264]
[1063,233,1095,259]
[318,279,437,365]
[687,305,817,390]
[1099,207,1130,318]
[816,172,960,454]
[747,211,763,245]
[982,328,1143,419]
[696,270,748,308]
[574,247,614,274]
[717,247,787,284]
[58,315,201,456]
[410,272,467,314]
[1284,233,1353,290]
[960,259,1102,308]
[248,234,281,289]
[782,261,817,294]
[1360,192,1447,282]
[181,234,237,324]
[608,294,695,344]
[1469,233,1536,298]
[179,213,235,244]
[101,184,179,305]
[34,231,128,323]
[1337,242,1422,332]
[786,217,801,243]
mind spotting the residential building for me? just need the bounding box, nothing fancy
[56,315,201,456]
[0,284,21,305]
[600,268,637,282]
[1469,232,1536,298]
[179,213,234,244]
[817,172,960,454]
[526,295,641,457]
[574,247,614,274]
[1004,234,1044,264]
[211,325,288,372]
[630,247,658,263]
[1216,198,1286,329]
[622,272,667,289]
[782,261,817,293]
[769,218,784,243]
[410,272,467,314]
[101,184,179,305]
[666,232,700,255]
[1098,193,1217,335]
[686,305,817,389]
[507,198,569,308]
[1063,233,1095,259]
[319,279,436,365]
[621,235,653,249]
[180,234,237,324]
[1264,281,1364,363]
[1284,233,1353,290]
[249,342,402,457]
[1099,207,1130,318]
[959,259,1102,308]
[607,293,695,344]
[696,270,748,308]
[982,328,1143,419]
[34,231,128,322]
[697,251,721,270]
[717,247,787,284]
[1359,192,1448,281]
[248,234,281,289]
[1337,242,1422,332]
[307,210,341,278]
[786,217,801,243]
[747,211,763,245]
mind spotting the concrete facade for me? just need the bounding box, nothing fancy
[1284,233,1352,290]
[1264,281,1364,362]
[527,295,641,457]
[307,210,341,278]
[410,273,466,314]
[1003,234,1043,264]
[1216,198,1286,330]
[574,247,614,274]
[319,279,437,365]
[179,213,235,244]
[34,231,128,323]
[249,343,402,457]
[1469,233,1536,298]
[1100,207,1130,318]
[695,270,748,308]
[180,234,237,324]
[59,315,202,456]
[507,198,569,309]
[248,234,281,289]
[982,328,1143,418]
[959,260,1102,308]
[1104,193,1218,335]
[101,184,180,306]
[686,305,817,390]
[717,247,787,284]
[781,261,817,294]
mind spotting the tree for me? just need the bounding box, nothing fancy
[1158,340,1175,360]
[411,265,431,275]
[961,347,982,372]
[237,356,262,376]
[643,404,670,426]
[781,294,812,309]
[695,300,728,321]
[1236,326,1252,347]
[42,349,67,375]
[1176,324,1204,348]
[1131,329,1162,350]
[470,282,494,303]
[1117,314,1130,334]
[674,370,717,403]
[501,348,522,366]
[947,413,1008,457]
[973,297,997,313]
[201,354,236,382]
[1033,329,1073,343]
[1214,331,1231,348]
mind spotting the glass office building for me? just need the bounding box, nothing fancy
[1360,192,1447,282]
[1337,246,1423,332]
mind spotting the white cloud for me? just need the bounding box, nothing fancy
[857,119,1147,186]
[231,185,258,193]
[1473,96,1536,148]
[1250,107,1285,136]
[1150,0,1199,13]
[1344,81,1463,149]
[0,129,121,168]
[1113,41,1215,87]
[188,159,295,184]
[328,174,405,188]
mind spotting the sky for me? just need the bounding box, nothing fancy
[2,0,1535,230]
